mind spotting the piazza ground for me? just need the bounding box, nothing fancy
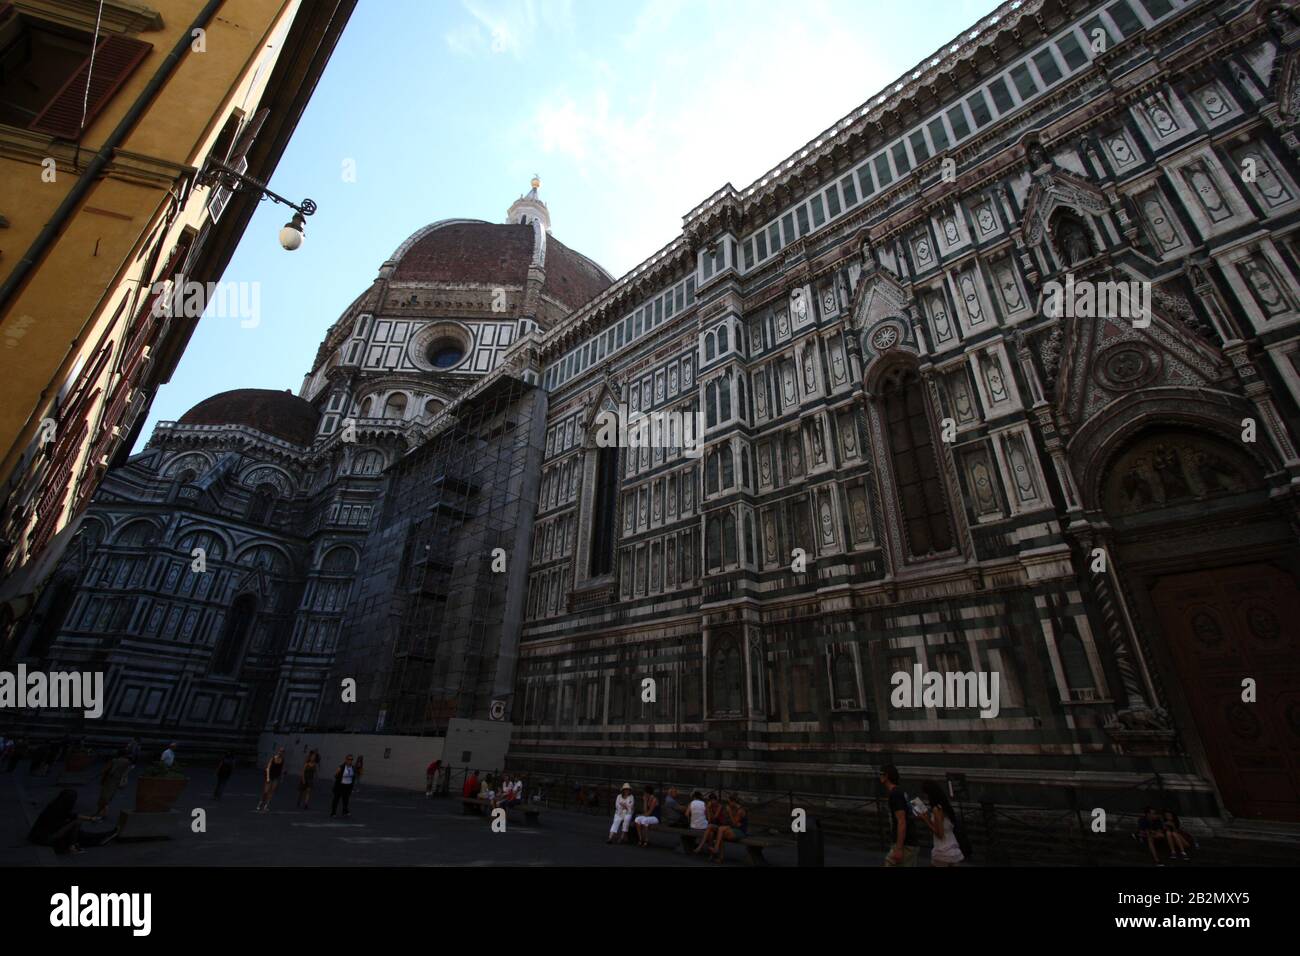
[0,764,883,867]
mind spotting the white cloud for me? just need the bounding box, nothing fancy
[523,0,940,275]
[444,0,573,58]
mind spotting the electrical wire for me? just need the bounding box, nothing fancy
[80,0,107,136]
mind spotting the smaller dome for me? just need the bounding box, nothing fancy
[179,389,319,445]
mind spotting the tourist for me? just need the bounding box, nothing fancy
[2,736,20,773]
[298,750,319,809]
[161,742,178,768]
[686,790,709,845]
[463,769,479,800]
[353,755,364,792]
[330,755,357,817]
[501,774,523,810]
[425,758,441,797]
[479,774,497,807]
[1162,809,1192,860]
[28,789,117,855]
[257,746,287,812]
[706,794,749,862]
[919,781,964,867]
[693,792,723,854]
[661,786,686,828]
[633,785,660,846]
[1138,806,1169,864]
[881,764,919,866]
[96,748,131,818]
[214,752,235,800]
[127,737,141,767]
[608,783,635,844]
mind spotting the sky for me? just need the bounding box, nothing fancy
[135,0,1002,451]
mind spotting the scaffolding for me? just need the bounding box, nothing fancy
[318,374,545,736]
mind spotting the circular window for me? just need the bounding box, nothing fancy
[409,322,472,373]
[430,345,464,368]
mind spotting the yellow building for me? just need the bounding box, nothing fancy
[0,0,354,608]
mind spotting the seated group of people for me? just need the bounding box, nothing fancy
[1137,806,1194,863]
[463,771,524,810]
[608,785,748,862]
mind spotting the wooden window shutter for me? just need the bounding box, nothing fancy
[30,34,152,140]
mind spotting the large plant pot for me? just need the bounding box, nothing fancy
[65,751,94,772]
[135,775,188,812]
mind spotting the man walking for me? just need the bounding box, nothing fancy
[214,753,235,800]
[331,754,357,817]
[881,764,919,867]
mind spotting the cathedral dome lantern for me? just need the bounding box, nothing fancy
[506,174,551,232]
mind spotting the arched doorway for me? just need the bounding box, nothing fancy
[1099,425,1300,821]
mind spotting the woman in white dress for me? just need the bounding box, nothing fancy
[919,780,965,867]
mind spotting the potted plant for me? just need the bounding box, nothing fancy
[134,760,188,812]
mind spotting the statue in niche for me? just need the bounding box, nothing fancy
[1028,140,1050,171]
[860,233,875,266]
[1122,463,1155,510]
[811,418,827,464]
[1193,449,1242,494]
[1152,443,1191,501]
[1052,212,1094,266]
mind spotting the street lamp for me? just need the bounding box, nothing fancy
[196,157,317,250]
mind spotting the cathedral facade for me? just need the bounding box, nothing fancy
[8,0,1300,821]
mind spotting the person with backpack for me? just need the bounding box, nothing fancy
[880,764,919,866]
[919,780,965,866]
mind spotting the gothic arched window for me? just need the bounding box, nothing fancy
[588,445,618,577]
[705,451,720,495]
[212,593,257,675]
[383,393,407,419]
[719,372,732,421]
[880,365,953,557]
[705,515,720,569]
[247,483,278,524]
[720,445,735,489]
[711,636,743,715]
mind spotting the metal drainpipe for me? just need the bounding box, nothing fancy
[0,0,225,321]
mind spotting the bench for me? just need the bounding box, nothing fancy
[460,797,541,826]
[640,824,791,864]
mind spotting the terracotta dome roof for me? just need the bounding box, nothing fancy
[179,389,320,445]
[390,221,612,309]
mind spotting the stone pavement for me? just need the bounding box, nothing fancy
[1,764,883,867]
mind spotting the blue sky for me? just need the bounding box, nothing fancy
[136,0,1001,449]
